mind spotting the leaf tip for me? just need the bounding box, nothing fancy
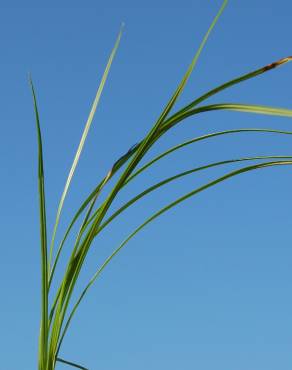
[263,56,292,72]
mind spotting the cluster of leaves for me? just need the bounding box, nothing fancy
[31,1,292,369]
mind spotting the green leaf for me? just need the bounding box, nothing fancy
[49,3,230,359]
[126,128,292,184]
[48,142,141,288]
[56,357,89,370]
[58,157,292,350]
[48,24,124,273]
[99,155,292,233]
[89,160,292,296]
[76,128,292,238]
[196,103,292,117]
[169,56,292,119]
[85,0,229,226]
[30,77,49,370]
[162,103,292,133]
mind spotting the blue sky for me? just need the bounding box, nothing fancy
[1,1,292,369]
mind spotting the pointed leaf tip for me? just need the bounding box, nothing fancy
[263,56,292,71]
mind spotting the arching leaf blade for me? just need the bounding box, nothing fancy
[58,158,292,351]
[169,56,292,120]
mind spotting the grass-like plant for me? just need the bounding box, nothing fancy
[31,1,292,369]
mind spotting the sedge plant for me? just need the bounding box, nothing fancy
[31,1,292,369]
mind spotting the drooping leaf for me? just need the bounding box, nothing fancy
[58,158,292,351]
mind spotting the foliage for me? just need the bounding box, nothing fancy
[31,1,292,368]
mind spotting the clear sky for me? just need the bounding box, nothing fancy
[1,1,292,370]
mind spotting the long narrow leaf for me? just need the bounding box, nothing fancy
[58,158,292,351]
[84,0,229,225]
[78,127,292,239]
[195,103,292,117]
[49,142,140,287]
[48,25,123,271]
[162,102,292,133]
[50,97,292,354]
[48,128,292,325]
[99,155,292,233]
[47,26,125,361]
[88,160,292,296]
[52,125,292,272]
[126,128,292,184]
[30,78,49,370]
[169,56,292,119]
[56,357,88,370]
[49,3,230,358]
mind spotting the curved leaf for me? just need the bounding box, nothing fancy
[58,159,292,352]
[50,1,229,357]
[169,56,292,120]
